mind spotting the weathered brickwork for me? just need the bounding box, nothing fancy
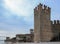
[51,20,60,37]
[34,3,60,42]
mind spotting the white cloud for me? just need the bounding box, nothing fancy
[0,22,30,36]
[0,0,42,38]
[3,0,33,17]
[0,30,15,37]
[0,30,8,34]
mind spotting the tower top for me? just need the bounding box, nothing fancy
[34,3,51,12]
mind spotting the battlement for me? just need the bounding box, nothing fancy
[34,3,51,13]
[51,20,60,24]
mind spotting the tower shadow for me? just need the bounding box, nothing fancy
[50,33,60,42]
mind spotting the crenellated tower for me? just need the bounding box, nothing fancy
[34,3,53,42]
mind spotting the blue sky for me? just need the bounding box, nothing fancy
[0,0,60,37]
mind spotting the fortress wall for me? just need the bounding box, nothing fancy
[51,20,60,37]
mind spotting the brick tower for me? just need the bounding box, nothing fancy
[34,3,53,42]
